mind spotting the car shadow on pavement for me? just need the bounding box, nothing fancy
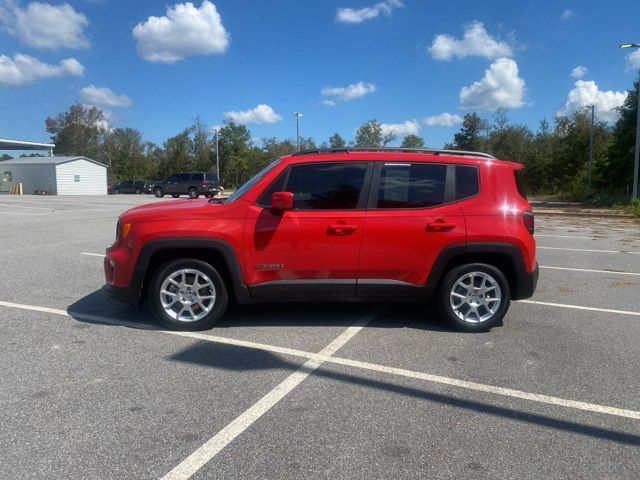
[169,340,640,448]
[67,290,454,332]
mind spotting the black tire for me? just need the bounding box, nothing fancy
[114,189,120,195]
[154,187,164,198]
[188,188,199,199]
[135,188,141,194]
[171,194,180,198]
[437,263,510,333]
[148,259,228,330]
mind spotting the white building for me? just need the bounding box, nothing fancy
[0,156,108,195]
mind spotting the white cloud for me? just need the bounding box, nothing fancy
[423,113,463,127]
[0,53,83,86]
[321,81,376,104]
[336,0,403,24]
[561,9,574,20]
[625,49,640,72]
[133,0,229,63]
[428,21,513,61]
[556,80,628,121]
[80,85,132,108]
[570,66,587,78]
[223,104,282,125]
[459,57,525,110]
[0,1,90,50]
[380,119,420,137]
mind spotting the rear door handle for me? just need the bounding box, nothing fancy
[328,224,358,235]
[427,221,456,232]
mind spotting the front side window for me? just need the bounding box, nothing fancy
[376,163,446,208]
[166,174,178,182]
[174,173,190,182]
[191,173,205,181]
[286,163,367,210]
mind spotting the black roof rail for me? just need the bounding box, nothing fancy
[291,147,495,159]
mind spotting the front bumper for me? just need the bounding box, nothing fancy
[102,284,139,305]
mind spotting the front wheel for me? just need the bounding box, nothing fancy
[154,187,164,198]
[135,188,141,194]
[437,263,510,332]
[148,259,228,330]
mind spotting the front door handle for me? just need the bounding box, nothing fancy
[328,224,358,235]
[427,220,456,232]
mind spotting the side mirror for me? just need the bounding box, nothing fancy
[270,191,294,211]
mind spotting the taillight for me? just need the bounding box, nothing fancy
[522,210,534,235]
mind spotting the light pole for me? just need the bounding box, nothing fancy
[587,104,595,196]
[619,43,640,199]
[292,112,303,151]
[213,127,220,181]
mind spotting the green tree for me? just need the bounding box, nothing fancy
[603,80,639,192]
[328,132,346,148]
[354,119,395,147]
[103,128,147,180]
[401,134,425,148]
[217,120,254,187]
[448,113,489,151]
[45,103,107,160]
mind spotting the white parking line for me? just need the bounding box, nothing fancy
[536,234,595,240]
[161,307,381,480]
[538,246,640,255]
[81,252,106,257]
[517,300,640,317]
[540,265,640,276]
[1,299,639,423]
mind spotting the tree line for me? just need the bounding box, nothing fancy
[9,79,638,199]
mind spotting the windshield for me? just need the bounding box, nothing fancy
[225,158,282,203]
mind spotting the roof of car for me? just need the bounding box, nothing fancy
[283,148,518,167]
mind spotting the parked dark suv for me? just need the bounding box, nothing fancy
[108,180,149,195]
[104,148,538,333]
[152,172,223,199]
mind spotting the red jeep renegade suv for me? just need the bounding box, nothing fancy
[103,148,538,332]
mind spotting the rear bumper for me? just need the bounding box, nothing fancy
[514,262,539,300]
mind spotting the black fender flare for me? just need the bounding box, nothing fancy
[424,242,537,300]
[131,238,251,304]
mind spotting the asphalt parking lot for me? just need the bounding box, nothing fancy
[1,195,639,479]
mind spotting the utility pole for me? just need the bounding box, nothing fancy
[292,112,303,151]
[619,43,640,198]
[587,105,595,196]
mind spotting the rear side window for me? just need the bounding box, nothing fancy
[205,173,218,182]
[376,163,446,208]
[286,163,367,210]
[455,165,479,200]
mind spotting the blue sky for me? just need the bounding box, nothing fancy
[1,0,639,151]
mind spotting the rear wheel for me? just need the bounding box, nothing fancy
[437,263,510,332]
[154,187,164,198]
[148,259,228,330]
[114,189,120,195]
[135,188,141,194]
[188,188,199,199]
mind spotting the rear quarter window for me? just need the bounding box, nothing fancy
[514,169,528,199]
[455,165,479,200]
